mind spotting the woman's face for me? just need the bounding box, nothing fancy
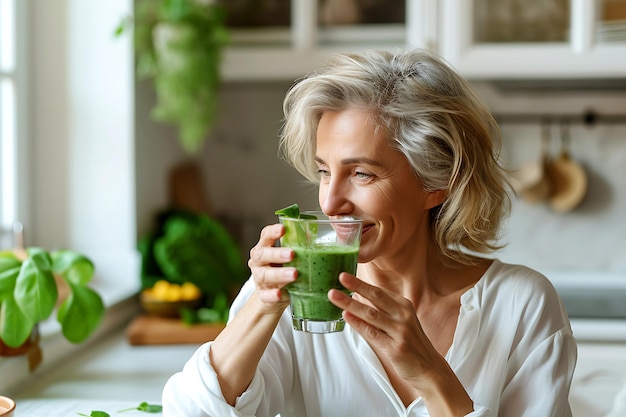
[315,109,444,263]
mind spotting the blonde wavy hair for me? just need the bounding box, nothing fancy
[278,49,510,265]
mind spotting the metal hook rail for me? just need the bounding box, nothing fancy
[493,109,626,126]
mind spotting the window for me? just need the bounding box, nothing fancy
[0,0,25,232]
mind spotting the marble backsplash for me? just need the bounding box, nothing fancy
[191,81,626,276]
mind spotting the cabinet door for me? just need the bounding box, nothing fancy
[438,0,626,79]
[220,0,416,81]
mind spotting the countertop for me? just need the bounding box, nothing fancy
[11,328,200,416]
[6,318,626,417]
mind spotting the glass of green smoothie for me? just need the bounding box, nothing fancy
[277,207,362,333]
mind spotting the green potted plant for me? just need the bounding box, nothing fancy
[0,248,104,356]
[116,0,230,153]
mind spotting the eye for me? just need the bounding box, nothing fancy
[354,170,373,180]
[317,168,330,177]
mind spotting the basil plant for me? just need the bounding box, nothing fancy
[0,248,105,348]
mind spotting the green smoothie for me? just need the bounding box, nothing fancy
[276,204,362,333]
[286,244,358,321]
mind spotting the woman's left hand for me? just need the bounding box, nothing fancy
[329,272,474,416]
[328,273,443,388]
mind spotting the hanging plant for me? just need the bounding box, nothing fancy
[116,0,229,153]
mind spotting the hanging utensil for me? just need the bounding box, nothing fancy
[546,121,588,213]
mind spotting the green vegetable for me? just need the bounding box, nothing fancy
[152,211,246,294]
[180,292,229,326]
[139,209,247,317]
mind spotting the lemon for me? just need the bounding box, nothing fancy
[180,282,201,300]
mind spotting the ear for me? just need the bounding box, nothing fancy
[424,189,447,210]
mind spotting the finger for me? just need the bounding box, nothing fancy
[328,286,387,329]
[258,287,288,304]
[249,245,294,268]
[328,289,388,339]
[339,273,410,319]
[260,223,285,245]
[254,265,297,288]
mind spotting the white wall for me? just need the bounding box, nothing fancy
[29,0,137,287]
[475,83,626,273]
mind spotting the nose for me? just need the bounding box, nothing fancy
[320,178,353,216]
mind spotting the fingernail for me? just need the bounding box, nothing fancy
[283,268,296,279]
[280,248,292,260]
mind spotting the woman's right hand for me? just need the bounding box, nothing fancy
[248,223,296,312]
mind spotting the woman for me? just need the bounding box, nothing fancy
[162,49,577,416]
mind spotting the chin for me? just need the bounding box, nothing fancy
[356,246,375,264]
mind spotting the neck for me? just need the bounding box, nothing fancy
[357,244,489,307]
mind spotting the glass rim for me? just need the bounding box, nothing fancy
[278,210,362,224]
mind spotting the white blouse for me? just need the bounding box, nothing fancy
[162,260,577,417]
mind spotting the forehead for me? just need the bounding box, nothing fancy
[315,109,415,178]
[316,109,391,153]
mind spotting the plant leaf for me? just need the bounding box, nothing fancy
[51,250,95,285]
[0,252,21,273]
[14,253,57,323]
[57,282,105,343]
[0,266,20,300]
[0,297,34,347]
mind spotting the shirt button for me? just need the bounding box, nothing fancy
[463,304,474,311]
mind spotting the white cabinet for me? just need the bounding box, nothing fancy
[220,0,626,81]
[439,0,626,79]
[221,0,427,81]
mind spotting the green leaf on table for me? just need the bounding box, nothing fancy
[137,402,163,413]
[77,411,110,417]
[118,401,163,413]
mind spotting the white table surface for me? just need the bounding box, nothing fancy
[8,320,626,417]
[12,329,200,416]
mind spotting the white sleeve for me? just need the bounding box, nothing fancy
[162,277,296,417]
[499,328,577,417]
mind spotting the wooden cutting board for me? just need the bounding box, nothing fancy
[126,314,225,346]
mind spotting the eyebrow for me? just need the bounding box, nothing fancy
[314,156,384,167]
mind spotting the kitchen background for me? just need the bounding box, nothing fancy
[26,0,626,285]
[5,1,626,415]
[140,80,626,275]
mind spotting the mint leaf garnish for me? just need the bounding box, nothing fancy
[275,203,300,218]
